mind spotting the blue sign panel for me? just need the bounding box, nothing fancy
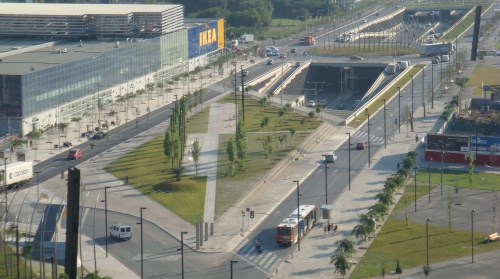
[300,220,305,229]
[470,136,500,152]
[187,21,220,59]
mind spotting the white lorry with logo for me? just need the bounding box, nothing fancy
[0,161,33,190]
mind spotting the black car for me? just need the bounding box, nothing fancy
[93,133,106,139]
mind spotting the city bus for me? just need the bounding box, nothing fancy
[276,205,317,244]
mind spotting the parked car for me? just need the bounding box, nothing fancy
[267,59,274,65]
[356,142,367,150]
[291,48,297,53]
[67,149,82,159]
[308,100,316,107]
[350,56,363,61]
[361,19,367,23]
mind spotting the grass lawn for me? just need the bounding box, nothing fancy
[466,64,500,96]
[349,219,500,279]
[0,244,38,278]
[346,64,425,127]
[106,93,321,223]
[213,95,321,218]
[309,45,419,57]
[104,136,208,224]
[439,11,475,42]
[415,168,500,191]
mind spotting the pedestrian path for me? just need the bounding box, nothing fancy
[351,130,386,145]
[206,83,233,94]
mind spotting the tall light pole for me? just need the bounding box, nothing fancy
[396,86,401,133]
[233,63,238,124]
[422,67,426,118]
[383,99,387,149]
[441,150,444,195]
[321,155,330,204]
[365,112,371,167]
[471,209,476,263]
[431,61,434,109]
[35,170,41,199]
[180,231,188,279]
[138,207,147,279]
[475,124,478,166]
[410,75,414,124]
[293,180,301,251]
[426,218,431,268]
[240,65,245,123]
[346,132,351,191]
[428,159,432,203]
[102,186,110,258]
[230,260,238,279]
[10,225,20,278]
[414,166,419,212]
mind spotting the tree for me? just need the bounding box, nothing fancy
[454,77,469,114]
[448,188,453,232]
[262,135,274,163]
[191,138,202,176]
[299,117,306,132]
[330,252,351,277]
[226,137,236,176]
[71,117,83,137]
[235,120,248,171]
[10,138,27,151]
[197,88,204,109]
[288,128,296,146]
[335,237,356,258]
[59,122,70,138]
[308,111,315,118]
[315,105,322,118]
[164,130,175,167]
[58,273,70,279]
[375,188,394,206]
[84,270,112,279]
[368,202,389,222]
[170,166,185,181]
[402,104,411,138]
[351,214,375,247]
[278,134,287,150]
[22,242,34,278]
[422,265,431,278]
[468,150,474,189]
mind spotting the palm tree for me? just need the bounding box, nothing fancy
[71,117,83,139]
[10,138,27,151]
[368,202,389,222]
[351,214,376,247]
[330,252,351,278]
[375,188,394,206]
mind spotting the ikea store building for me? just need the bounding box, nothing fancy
[0,3,225,137]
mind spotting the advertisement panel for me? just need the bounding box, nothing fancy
[427,134,469,152]
[187,20,223,59]
[470,136,500,152]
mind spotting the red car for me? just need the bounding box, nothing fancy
[67,149,83,159]
[356,142,367,150]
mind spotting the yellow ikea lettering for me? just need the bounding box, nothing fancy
[199,28,217,47]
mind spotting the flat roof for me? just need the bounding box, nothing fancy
[0,3,181,16]
[0,38,135,75]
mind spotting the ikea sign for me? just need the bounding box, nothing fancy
[199,28,217,47]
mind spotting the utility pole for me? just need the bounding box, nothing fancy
[307,81,326,105]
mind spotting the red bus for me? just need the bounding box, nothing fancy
[276,205,317,244]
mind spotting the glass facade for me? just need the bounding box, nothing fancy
[19,30,188,123]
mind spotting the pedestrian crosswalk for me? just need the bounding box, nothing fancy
[352,130,386,145]
[206,84,232,94]
[235,240,282,272]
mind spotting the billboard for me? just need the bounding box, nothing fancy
[187,19,224,59]
[427,134,469,152]
[470,136,500,153]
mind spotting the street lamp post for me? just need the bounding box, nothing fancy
[428,158,432,203]
[230,260,238,279]
[321,155,330,204]
[240,65,245,123]
[138,207,147,279]
[410,75,414,125]
[180,231,188,279]
[426,218,431,268]
[475,124,478,166]
[10,225,20,278]
[422,68,426,118]
[471,209,476,263]
[441,150,444,195]
[35,171,41,199]
[365,112,371,167]
[346,132,351,191]
[293,180,301,251]
[233,63,238,124]
[397,86,401,133]
[102,186,110,258]
[431,61,434,109]
[383,99,387,149]
[414,166,419,212]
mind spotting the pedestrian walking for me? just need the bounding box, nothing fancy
[334,225,338,235]
[397,161,400,171]
[327,223,331,235]
[415,133,419,142]
[323,225,327,235]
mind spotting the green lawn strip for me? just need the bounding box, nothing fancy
[391,183,435,215]
[104,136,207,224]
[350,219,500,279]
[466,64,500,96]
[309,45,419,57]
[439,12,475,42]
[347,64,424,127]
[0,243,37,278]
[416,168,500,190]
[185,107,210,134]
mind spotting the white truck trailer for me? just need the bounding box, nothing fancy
[0,161,33,190]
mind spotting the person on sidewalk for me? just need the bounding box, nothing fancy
[415,133,419,142]
[327,223,331,235]
[334,224,338,235]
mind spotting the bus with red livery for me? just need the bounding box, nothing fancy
[276,205,317,244]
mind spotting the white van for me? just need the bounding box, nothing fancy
[325,152,338,163]
[441,55,449,62]
[109,223,132,240]
[397,61,410,70]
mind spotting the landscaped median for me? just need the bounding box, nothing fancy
[105,92,321,224]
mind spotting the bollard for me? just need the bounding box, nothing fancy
[204,222,208,241]
[196,222,200,250]
[61,171,65,179]
[199,222,204,247]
